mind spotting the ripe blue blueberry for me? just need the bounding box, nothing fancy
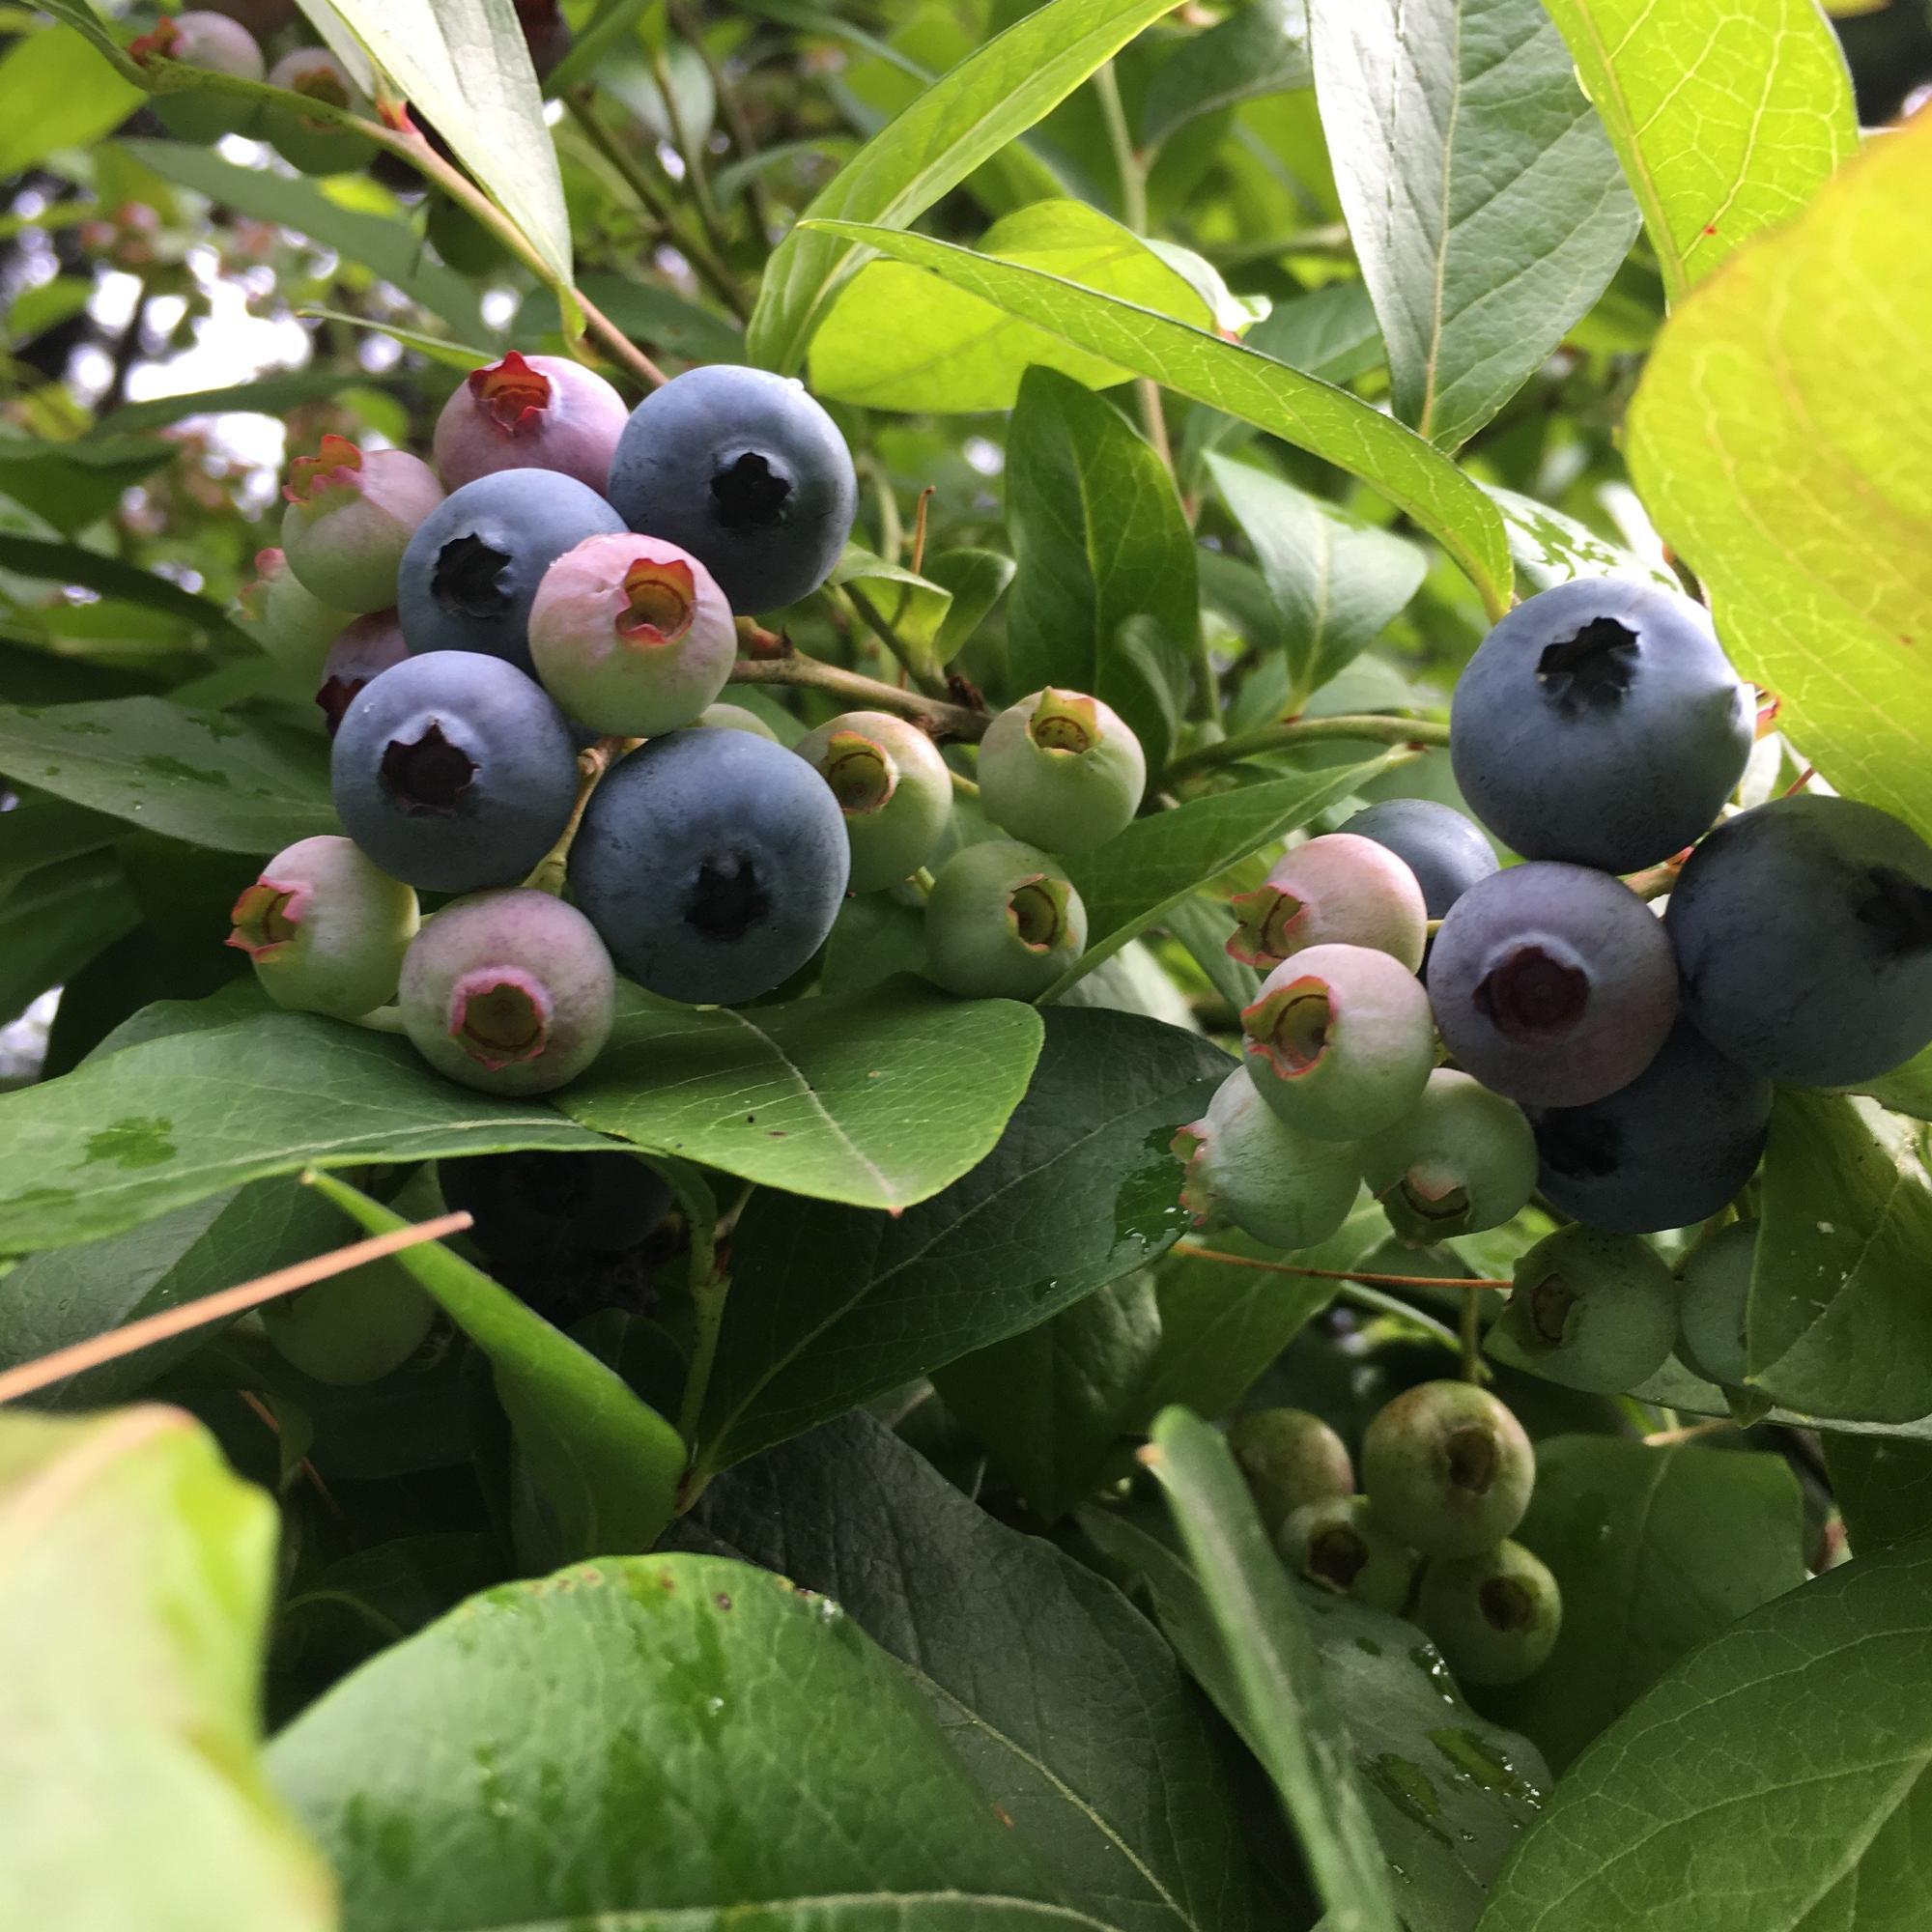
[398,468,626,675]
[1489,1224,1679,1394]
[262,47,378,175]
[330,653,580,894]
[1173,1065,1362,1253]
[569,727,850,1005]
[1417,1541,1562,1686]
[433,352,629,497]
[606,364,858,612]
[316,609,407,735]
[282,435,444,614]
[1529,1017,1772,1234]
[1359,1068,1538,1243]
[1277,1496,1417,1614]
[923,839,1087,1000]
[1227,833,1427,973]
[1664,793,1932,1088]
[978,689,1146,855]
[1428,862,1678,1107]
[398,889,615,1095]
[439,1151,672,1270]
[1677,1220,1757,1387]
[1338,798,1499,921]
[794,709,954,893]
[1450,577,1753,872]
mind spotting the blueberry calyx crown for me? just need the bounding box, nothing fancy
[1535,616,1640,714]
[227,880,300,955]
[817,731,895,815]
[1479,1576,1535,1632]
[710,450,792,529]
[1442,1424,1499,1494]
[432,533,514,618]
[1307,1525,1369,1593]
[469,352,552,435]
[1243,979,1331,1075]
[1475,944,1590,1041]
[686,852,770,942]
[382,723,476,815]
[1007,875,1070,952]
[452,974,550,1068]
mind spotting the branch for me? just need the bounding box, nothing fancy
[1165,713,1452,782]
[729,650,986,739]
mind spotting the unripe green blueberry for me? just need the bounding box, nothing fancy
[795,710,953,893]
[282,435,445,613]
[1276,1495,1417,1614]
[261,1260,436,1385]
[234,546,354,682]
[1677,1219,1757,1387]
[1227,1407,1354,1536]
[527,532,735,735]
[132,12,266,144]
[1417,1540,1562,1686]
[262,48,379,175]
[398,890,614,1096]
[695,702,779,740]
[225,835,419,1018]
[1227,833,1427,973]
[1359,1068,1538,1243]
[1172,1065,1362,1252]
[1239,942,1435,1142]
[978,689,1146,854]
[1361,1380,1534,1559]
[1489,1224,1678,1395]
[426,193,512,277]
[924,839,1086,999]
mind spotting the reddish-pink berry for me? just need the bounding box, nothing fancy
[281,434,443,613]
[433,353,629,497]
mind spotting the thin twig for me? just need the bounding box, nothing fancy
[0,1211,472,1406]
[1165,714,1452,783]
[1169,1242,1512,1292]
[730,650,985,738]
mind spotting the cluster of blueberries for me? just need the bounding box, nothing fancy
[1232,1384,1558,1686]
[1179,575,1932,1399]
[229,353,1151,1101]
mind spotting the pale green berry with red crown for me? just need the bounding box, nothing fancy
[924,839,1086,999]
[281,434,444,613]
[795,709,953,893]
[1227,832,1427,973]
[978,689,1146,855]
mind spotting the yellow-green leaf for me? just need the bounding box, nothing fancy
[1627,115,1932,843]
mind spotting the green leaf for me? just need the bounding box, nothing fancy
[0,1007,614,1258]
[1142,1407,1403,1932]
[1823,1435,1932,1555]
[810,199,1215,412]
[1486,485,1676,593]
[310,1172,685,1558]
[1141,0,1310,154]
[929,547,1017,658]
[269,1551,1070,1929]
[696,1008,1230,1474]
[0,850,138,1024]
[96,369,411,438]
[1538,0,1857,306]
[1005,365,1198,774]
[1476,1534,1932,1932]
[1746,1091,1932,1424]
[1307,0,1636,449]
[748,0,1190,372]
[0,434,176,538]
[0,26,142,176]
[0,1406,334,1932]
[515,271,745,363]
[1083,1499,1550,1932]
[1862,1043,1932,1124]
[123,139,491,342]
[830,546,954,682]
[0,796,123,890]
[934,1271,1162,1521]
[0,699,336,856]
[681,1411,1259,1932]
[1483,1435,1805,1773]
[558,979,1042,1214]
[1047,753,1404,999]
[1627,117,1932,844]
[805,221,1516,618]
[1208,453,1427,703]
[318,0,570,288]
[0,536,246,650]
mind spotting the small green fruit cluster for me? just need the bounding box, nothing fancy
[1238,1384,1561,1687]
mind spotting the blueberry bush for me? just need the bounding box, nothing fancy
[3,3,1931,1928]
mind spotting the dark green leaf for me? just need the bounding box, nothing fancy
[0,537,245,650]
[97,370,411,439]
[0,698,335,855]
[1006,365,1198,773]
[928,547,1017,658]
[1142,0,1311,153]
[559,978,1042,1214]
[0,796,124,889]
[515,272,744,363]
[680,1411,1259,1932]
[1823,1435,1932,1555]
[1477,1535,1932,1932]
[0,850,137,1024]
[695,1008,1229,1475]
[1484,1435,1805,1772]
[269,1551,1070,1930]
[0,435,177,538]
[0,27,143,176]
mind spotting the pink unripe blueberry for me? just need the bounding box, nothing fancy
[1172,1065,1361,1252]
[281,435,444,613]
[398,889,614,1096]
[226,834,419,1019]
[263,48,378,175]
[978,689,1146,854]
[794,709,953,893]
[433,352,629,497]
[923,839,1086,999]
[1227,833,1428,973]
[1359,1068,1538,1243]
[316,609,408,736]
[132,12,266,144]
[1240,942,1435,1142]
[234,546,353,682]
[526,532,734,735]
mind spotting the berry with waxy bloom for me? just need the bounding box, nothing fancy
[1227,833,1428,973]
[527,532,735,735]
[234,546,353,682]
[978,688,1146,855]
[263,47,378,175]
[1359,1068,1539,1243]
[281,435,444,613]
[1488,1224,1679,1395]
[923,839,1087,1000]
[398,889,615,1095]
[132,12,265,144]
[226,835,419,1018]
[316,609,408,736]
[794,709,953,893]
[433,353,629,497]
